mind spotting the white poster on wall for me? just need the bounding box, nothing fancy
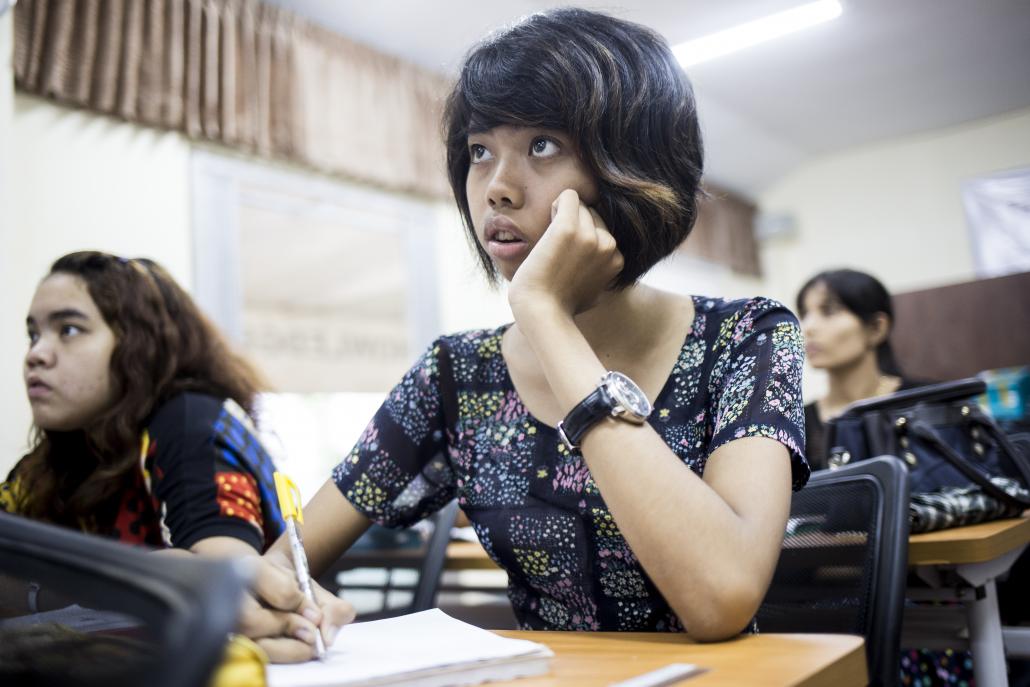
[239,203,412,393]
[962,167,1030,278]
[190,152,440,393]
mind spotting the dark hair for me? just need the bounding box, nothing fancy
[15,251,266,530]
[796,268,902,376]
[443,7,704,288]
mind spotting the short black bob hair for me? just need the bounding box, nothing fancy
[796,268,903,377]
[443,7,705,288]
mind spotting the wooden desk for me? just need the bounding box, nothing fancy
[339,518,1030,686]
[443,516,1030,571]
[331,541,498,571]
[490,631,867,687]
[464,519,1030,687]
[908,514,1030,565]
[442,541,501,570]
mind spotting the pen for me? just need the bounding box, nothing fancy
[609,663,706,687]
[274,471,328,660]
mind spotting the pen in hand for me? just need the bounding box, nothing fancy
[274,472,328,660]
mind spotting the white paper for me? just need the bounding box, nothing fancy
[266,609,552,687]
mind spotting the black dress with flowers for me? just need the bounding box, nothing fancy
[333,296,810,632]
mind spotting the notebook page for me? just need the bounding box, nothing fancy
[266,609,552,687]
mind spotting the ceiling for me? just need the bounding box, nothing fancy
[264,0,1030,197]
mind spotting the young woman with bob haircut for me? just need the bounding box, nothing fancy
[242,8,809,661]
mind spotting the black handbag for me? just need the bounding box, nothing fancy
[826,378,1030,532]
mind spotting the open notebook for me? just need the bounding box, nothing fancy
[266,609,553,687]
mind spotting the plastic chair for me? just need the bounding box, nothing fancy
[318,499,460,620]
[0,511,247,687]
[757,455,910,687]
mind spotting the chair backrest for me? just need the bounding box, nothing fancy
[757,455,909,687]
[411,499,461,612]
[318,499,460,620]
[0,512,246,687]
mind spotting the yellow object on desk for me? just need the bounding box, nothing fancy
[211,635,269,687]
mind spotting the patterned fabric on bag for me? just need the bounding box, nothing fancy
[909,477,1029,533]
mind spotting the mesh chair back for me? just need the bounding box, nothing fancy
[0,512,246,687]
[757,455,909,687]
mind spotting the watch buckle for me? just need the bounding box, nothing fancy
[556,421,578,452]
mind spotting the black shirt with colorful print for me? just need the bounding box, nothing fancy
[1,392,284,552]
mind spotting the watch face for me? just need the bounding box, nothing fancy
[604,371,652,420]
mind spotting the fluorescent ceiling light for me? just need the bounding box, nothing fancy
[673,0,842,67]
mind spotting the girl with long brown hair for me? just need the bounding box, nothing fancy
[1,251,284,563]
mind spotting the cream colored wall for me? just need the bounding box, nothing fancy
[1,95,193,475]
[433,203,512,333]
[758,107,1030,308]
[0,11,22,476]
[11,95,194,282]
[757,107,1030,401]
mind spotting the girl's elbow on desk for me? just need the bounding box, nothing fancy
[680,604,761,642]
[670,575,768,642]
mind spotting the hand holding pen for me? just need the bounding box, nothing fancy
[236,474,355,663]
[274,471,328,660]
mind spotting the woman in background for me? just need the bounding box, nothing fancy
[1,251,285,567]
[796,268,923,470]
[797,268,973,686]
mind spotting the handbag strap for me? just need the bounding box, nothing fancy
[966,405,1030,488]
[909,420,1030,509]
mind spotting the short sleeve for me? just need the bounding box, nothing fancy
[707,298,810,490]
[333,340,457,528]
[146,394,281,551]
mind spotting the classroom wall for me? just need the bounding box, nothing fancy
[432,202,512,334]
[757,107,1030,307]
[1,95,193,474]
[757,107,1030,400]
[0,11,21,476]
[11,95,195,283]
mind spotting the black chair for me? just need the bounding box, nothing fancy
[0,512,247,687]
[318,499,460,620]
[757,455,910,687]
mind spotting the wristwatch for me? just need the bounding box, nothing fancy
[557,371,652,451]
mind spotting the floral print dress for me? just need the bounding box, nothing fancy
[334,295,810,632]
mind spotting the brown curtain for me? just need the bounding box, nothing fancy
[13,0,451,197]
[681,185,762,277]
[13,0,758,271]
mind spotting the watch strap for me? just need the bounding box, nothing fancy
[557,384,613,451]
